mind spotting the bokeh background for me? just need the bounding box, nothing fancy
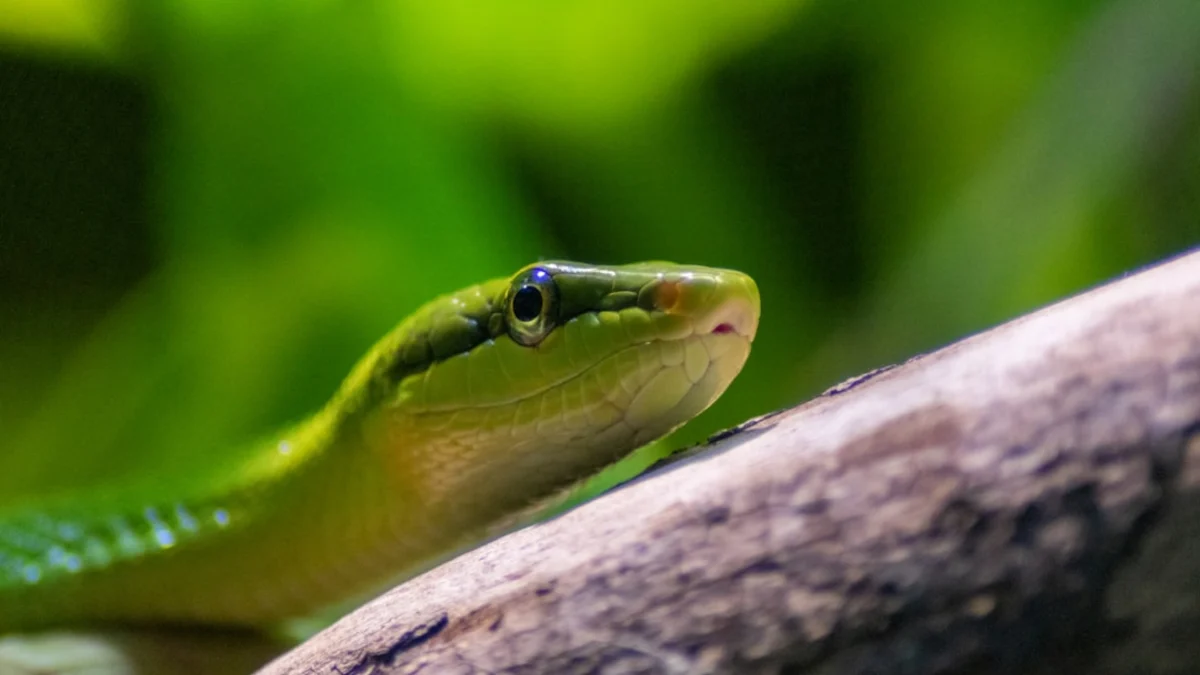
[0,0,1197,507]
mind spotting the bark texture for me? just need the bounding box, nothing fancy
[262,250,1200,675]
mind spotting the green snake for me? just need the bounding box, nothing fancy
[0,260,759,632]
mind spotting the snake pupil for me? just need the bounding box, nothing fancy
[512,285,543,322]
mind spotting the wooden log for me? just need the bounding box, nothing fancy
[262,250,1200,675]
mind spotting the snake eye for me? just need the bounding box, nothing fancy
[512,286,542,322]
[507,267,558,346]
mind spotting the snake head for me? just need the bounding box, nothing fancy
[362,261,760,523]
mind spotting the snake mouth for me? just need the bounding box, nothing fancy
[414,325,751,416]
[696,296,757,341]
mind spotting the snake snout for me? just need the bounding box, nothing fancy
[698,286,758,341]
[654,269,760,342]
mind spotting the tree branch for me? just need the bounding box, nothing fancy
[262,250,1200,675]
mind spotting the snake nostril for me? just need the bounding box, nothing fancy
[712,323,735,335]
[653,281,682,313]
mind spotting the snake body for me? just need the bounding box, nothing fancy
[0,261,759,631]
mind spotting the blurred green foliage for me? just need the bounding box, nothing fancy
[0,0,1197,507]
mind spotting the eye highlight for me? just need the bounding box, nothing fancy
[506,267,558,346]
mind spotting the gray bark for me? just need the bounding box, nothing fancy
[261,249,1200,675]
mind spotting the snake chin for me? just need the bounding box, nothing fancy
[614,331,752,447]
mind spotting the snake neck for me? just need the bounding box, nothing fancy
[0,407,408,628]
